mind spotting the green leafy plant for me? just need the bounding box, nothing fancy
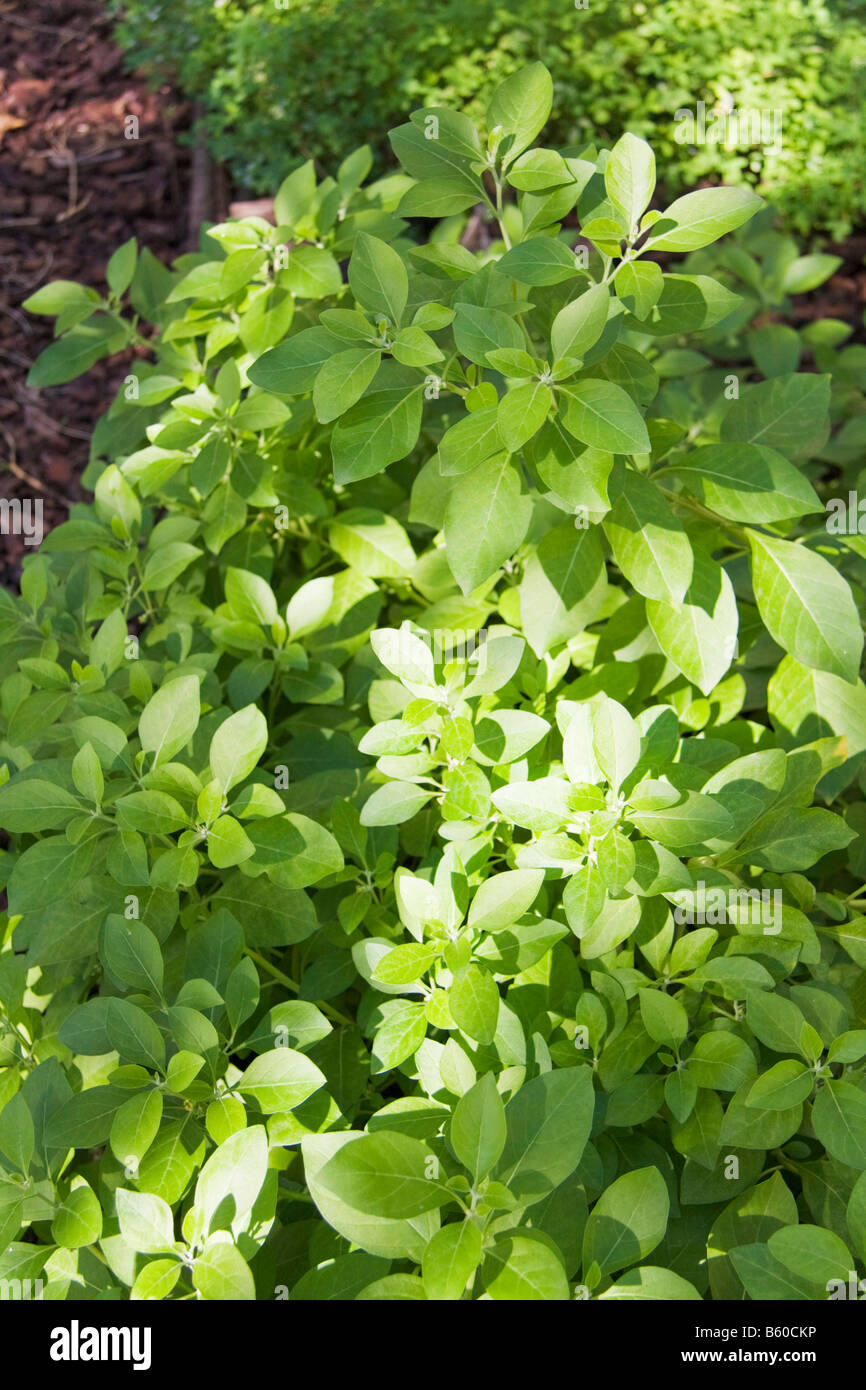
[4,63,866,1301]
[110,0,866,239]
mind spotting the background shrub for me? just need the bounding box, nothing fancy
[110,0,866,238]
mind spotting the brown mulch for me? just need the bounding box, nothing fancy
[0,0,192,585]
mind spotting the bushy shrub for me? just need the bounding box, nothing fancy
[4,65,866,1300]
[110,0,866,239]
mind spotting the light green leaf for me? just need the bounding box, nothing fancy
[316,1132,451,1219]
[138,675,200,767]
[422,1221,482,1300]
[209,704,268,793]
[561,379,650,455]
[348,234,408,326]
[486,62,554,161]
[646,549,738,695]
[236,1048,326,1112]
[582,1166,669,1274]
[648,187,763,251]
[444,455,532,595]
[449,1073,507,1180]
[116,1188,175,1254]
[604,133,656,230]
[749,531,862,683]
[604,469,693,603]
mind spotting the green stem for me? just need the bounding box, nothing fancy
[245,948,354,1026]
[493,178,512,250]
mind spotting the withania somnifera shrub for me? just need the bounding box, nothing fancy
[3,64,866,1301]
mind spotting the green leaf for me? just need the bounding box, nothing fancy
[706,1172,797,1298]
[116,790,189,834]
[331,385,423,484]
[744,990,810,1056]
[561,379,650,455]
[604,468,693,603]
[768,657,866,771]
[226,566,278,626]
[348,234,408,326]
[746,1060,813,1110]
[131,1260,180,1301]
[598,1266,701,1300]
[422,1220,482,1300]
[733,806,854,871]
[444,455,532,595]
[314,348,381,423]
[194,1126,268,1237]
[452,304,524,366]
[45,1086,128,1149]
[71,742,103,804]
[52,1180,103,1249]
[206,815,255,868]
[373,943,441,986]
[729,1243,820,1300]
[518,521,607,657]
[24,279,101,316]
[668,443,821,522]
[497,1068,595,1202]
[100,916,164,996]
[209,704,268,793]
[721,372,831,460]
[141,542,201,590]
[0,778,81,832]
[116,1188,175,1253]
[138,674,201,767]
[497,381,552,452]
[648,187,763,251]
[371,1002,429,1072]
[236,1048,326,1112]
[638,989,688,1047]
[0,1094,34,1174]
[768,1223,852,1287]
[109,1089,163,1169]
[467,869,544,933]
[248,326,342,396]
[106,999,165,1070]
[283,246,342,300]
[496,237,581,286]
[812,1081,866,1169]
[449,966,500,1044]
[316,1132,451,1218]
[605,134,656,230]
[484,1234,569,1299]
[582,1166,670,1274]
[450,1073,507,1180]
[749,531,863,683]
[687,1032,757,1092]
[193,1243,255,1300]
[27,321,119,387]
[550,284,610,364]
[486,62,554,160]
[438,406,504,476]
[593,696,641,791]
[646,548,738,695]
[629,791,733,850]
[329,508,416,578]
[361,783,434,826]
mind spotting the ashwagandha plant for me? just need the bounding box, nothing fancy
[3,63,866,1301]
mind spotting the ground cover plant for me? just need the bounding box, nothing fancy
[3,63,866,1301]
[109,0,866,240]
